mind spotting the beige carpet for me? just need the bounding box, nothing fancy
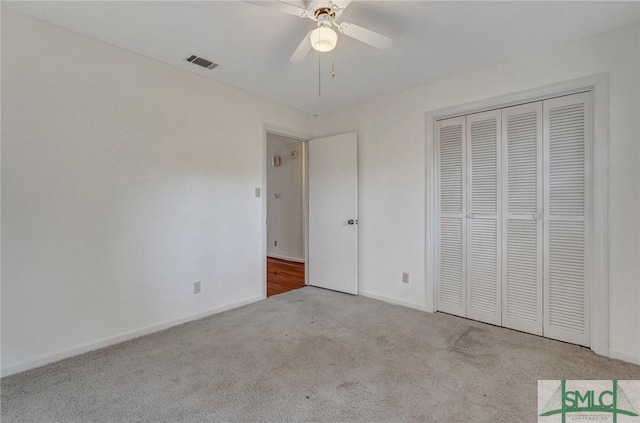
[2,287,639,422]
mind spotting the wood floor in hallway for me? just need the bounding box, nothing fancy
[267,257,305,297]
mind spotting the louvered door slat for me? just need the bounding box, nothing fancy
[501,102,543,335]
[466,110,501,325]
[436,117,467,317]
[543,92,591,347]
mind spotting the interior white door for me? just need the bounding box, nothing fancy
[466,110,502,326]
[308,132,358,295]
[543,92,591,347]
[436,116,467,317]
[501,101,543,335]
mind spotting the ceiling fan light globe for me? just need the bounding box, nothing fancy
[310,27,338,52]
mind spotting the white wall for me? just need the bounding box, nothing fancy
[266,134,304,262]
[0,9,315,375]
[315,23,640,363]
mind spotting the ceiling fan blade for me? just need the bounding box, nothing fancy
[243,0,308,18]
[290,30,313,63]
[331,0,353,12]
[338,22,392,50]
[281,0,308,9]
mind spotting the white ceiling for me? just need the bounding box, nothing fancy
[4,1,639,114]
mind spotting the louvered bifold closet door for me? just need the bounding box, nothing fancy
[501,102,543,335]
[466,110,502,325]
[543,92,591,347]
[436,116,467,318]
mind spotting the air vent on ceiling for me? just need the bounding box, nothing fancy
[185,55,218,70]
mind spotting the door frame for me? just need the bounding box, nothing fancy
[262,124,311,299]
[425,73,609,357]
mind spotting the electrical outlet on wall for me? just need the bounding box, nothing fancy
[402,272,410,284]
[193,281,201,294]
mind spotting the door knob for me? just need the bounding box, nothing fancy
[347,219,357,225]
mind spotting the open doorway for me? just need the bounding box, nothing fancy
[266,132,306,297]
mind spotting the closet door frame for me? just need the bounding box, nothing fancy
[426,73,609,357]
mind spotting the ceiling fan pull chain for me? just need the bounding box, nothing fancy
[318,52,321,97]
[331,49,336,80]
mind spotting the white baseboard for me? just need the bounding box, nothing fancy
[358,290,429,312]
[1,295,263,378]
[608,349,640,366]
[267,254,305,263]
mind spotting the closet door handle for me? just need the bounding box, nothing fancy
[466,213,475,219]
[532,213,541,221]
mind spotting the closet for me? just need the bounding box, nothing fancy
[435,92,591,347]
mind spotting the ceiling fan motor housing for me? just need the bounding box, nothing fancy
[315,7,336,18]
[307,0,343,19]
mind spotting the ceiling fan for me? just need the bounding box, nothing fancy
[243,0,393,63]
